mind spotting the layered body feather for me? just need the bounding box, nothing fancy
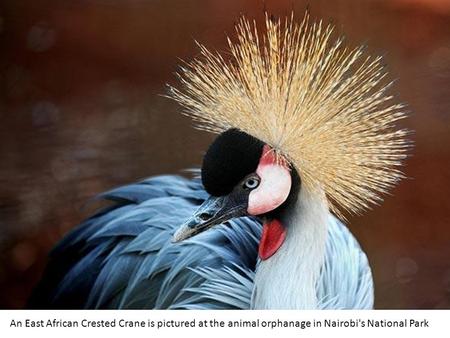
[29,174,373,309]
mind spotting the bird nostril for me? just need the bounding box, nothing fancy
[198,213,212,221]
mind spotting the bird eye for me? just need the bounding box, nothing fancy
[244,177,260,190]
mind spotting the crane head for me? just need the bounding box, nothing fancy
[172,128,300,242]
[169,14,410,221]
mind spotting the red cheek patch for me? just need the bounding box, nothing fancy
[259,145,277,165]
[258,219,286,260]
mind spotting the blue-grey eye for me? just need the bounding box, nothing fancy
[244,177,260,190]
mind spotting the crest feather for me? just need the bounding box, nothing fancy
[168,13,410,217]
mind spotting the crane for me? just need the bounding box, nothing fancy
[28,14,409,309]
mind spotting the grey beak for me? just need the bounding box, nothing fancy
[172,195,247,242]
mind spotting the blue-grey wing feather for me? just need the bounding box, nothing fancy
[317,216,374,309]
[28,174,258,309]
[28,174,373,309]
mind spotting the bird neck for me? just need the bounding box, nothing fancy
[251,186,329,309]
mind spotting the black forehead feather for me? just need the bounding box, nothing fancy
[202,129,264,196]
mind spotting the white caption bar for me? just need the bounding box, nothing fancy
[0,310,448,338]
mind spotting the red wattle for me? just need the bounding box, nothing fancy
[258,219,286,260]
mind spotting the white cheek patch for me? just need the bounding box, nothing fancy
[247,163,292,215]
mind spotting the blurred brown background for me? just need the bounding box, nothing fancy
[0,0,449,309]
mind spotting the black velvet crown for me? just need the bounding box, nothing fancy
[201,129,264,196]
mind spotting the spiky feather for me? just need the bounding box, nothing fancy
[168,14,410,216]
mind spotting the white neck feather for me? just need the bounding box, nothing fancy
[251,186,329,309]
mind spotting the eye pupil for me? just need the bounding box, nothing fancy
[244,177,259,189]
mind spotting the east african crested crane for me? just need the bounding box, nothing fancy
[28,14,409,309]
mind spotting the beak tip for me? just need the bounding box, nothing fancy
[172,227,189,243]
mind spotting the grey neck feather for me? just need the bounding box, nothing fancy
[251,187,329,309]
